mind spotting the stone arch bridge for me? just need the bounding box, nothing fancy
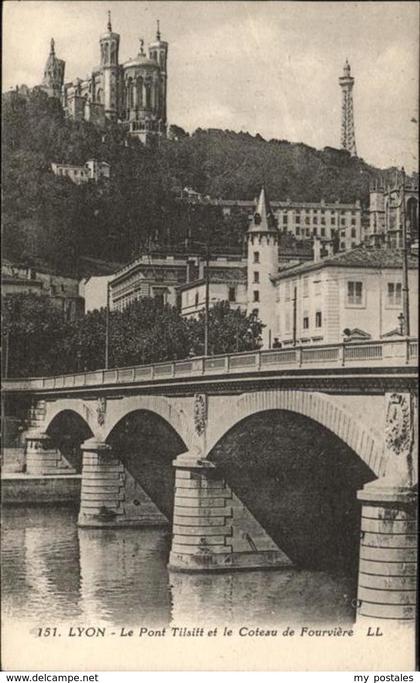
[3,338,418,623]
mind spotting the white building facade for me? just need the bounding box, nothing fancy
[272,248,418,346]
[179,271,247,318]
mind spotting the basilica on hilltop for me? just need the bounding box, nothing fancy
[41,12,168,144]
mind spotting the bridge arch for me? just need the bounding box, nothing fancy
[102,395,193,449]
[105,407,188,520]
[43,399,94,437]
[42,395,193,450]
[206,389,385,477]
[45,408,93,472]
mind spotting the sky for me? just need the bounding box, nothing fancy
[3,1,419,171]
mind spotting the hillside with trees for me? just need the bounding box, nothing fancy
[2,88,406,276]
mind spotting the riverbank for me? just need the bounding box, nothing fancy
[2,472,81,505]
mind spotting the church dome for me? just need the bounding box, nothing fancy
[124,55,159,69]
[123,40,159,70]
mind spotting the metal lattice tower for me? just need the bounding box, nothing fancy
[339,59,357,156]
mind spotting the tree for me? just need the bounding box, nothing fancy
[2,293,70,377]
[187,302,264,356]
[3,294,265,377]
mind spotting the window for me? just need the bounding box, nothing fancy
[303,314,309,329]
[295,227,300,236]
[340,241,346,250]
[313,216,318,224]
[195,292,199,307]
[253,252,260,263]
[351,218,356,225]
[387,282,402,306]
[253,271,259,284]
[351,227,356,238]
[313,227,318,235]
[306,228,310,236]
[321,227,326,237]
[303,277,309,297]
[331,217,336,225]
[283,215,288,224]
[305,217,310,225]
[228,287,236,302]
[295,215,301,224]
[347,281,363,305]
[315,311,322,327]
[253,290,259,302]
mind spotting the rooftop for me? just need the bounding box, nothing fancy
[178,267,247,291]
[274,246,418,280]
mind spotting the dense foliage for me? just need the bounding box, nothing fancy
[2,88,405,277]
[3,294,264,377]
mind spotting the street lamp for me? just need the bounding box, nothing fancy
[400,168,410,336]
[105,279,110,369]
[398,312,405,336]
[387,168,411,336]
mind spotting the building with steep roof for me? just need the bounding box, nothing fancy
[40,14,168,144]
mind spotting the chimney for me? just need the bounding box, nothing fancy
[324,241,334,257]
[186,259,194,283]
[313,236,322,263]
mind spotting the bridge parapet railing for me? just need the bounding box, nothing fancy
[3,338,417,392]
[261,349,297,366]
[228,353,258,371]
[204,356,228,373]
[134,366,153,381]
[174,360,193,376]
[117,368,135,383]
[154,363,174,378]
[343,343,383,362]
[301,346,340,363]
[86,371,103,386]
[409,340,418,359]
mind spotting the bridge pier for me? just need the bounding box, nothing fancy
[78,438,167,528]
[168,450,292,572]
[357,481,417,622]
[25,430,76,476]
[356,391,417,623]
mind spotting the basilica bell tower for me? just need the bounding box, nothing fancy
[100,11,120,119]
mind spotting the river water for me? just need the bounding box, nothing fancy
[2,506,357,630]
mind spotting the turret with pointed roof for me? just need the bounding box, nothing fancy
[41,38,65,99]
[247,188,279,349]
[248,187,278,233]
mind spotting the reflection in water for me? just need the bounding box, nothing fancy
[2,507,82,623]
[78,527,171,626]
[2,507,356,629]
[169,570,355,626]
